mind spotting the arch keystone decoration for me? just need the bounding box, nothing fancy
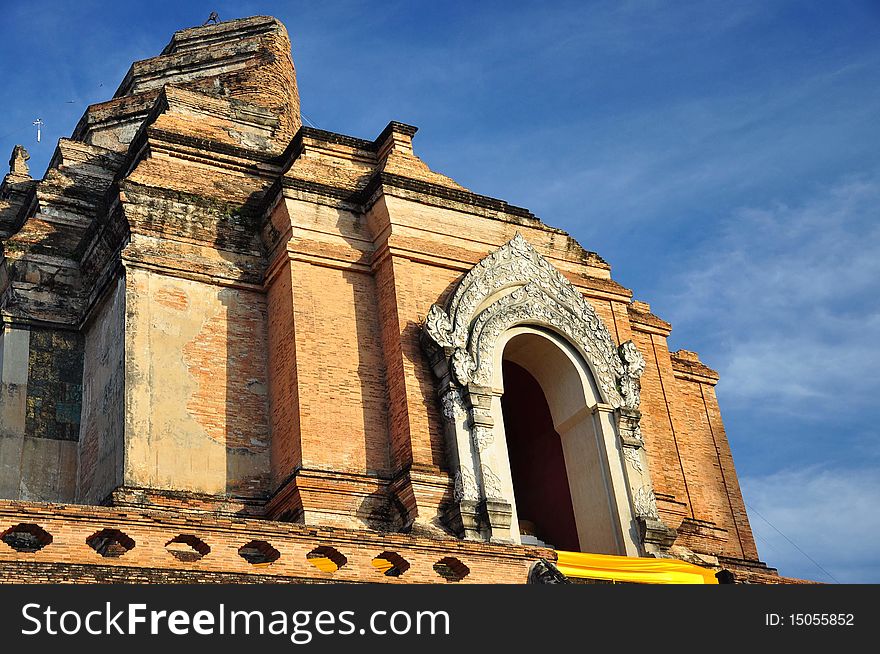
[421,233,675,554]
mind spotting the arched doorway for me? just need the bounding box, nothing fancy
[422,233,665,554]
[501,360,580,551]
[493,328,632,555]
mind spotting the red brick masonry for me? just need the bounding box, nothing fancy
[0,501,549,584]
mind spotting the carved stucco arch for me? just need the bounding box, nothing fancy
[421,233,675,554]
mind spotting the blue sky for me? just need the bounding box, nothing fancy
[2,0,878,582]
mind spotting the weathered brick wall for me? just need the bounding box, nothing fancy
[0,327,30,495]
[629,328,693,525]
[24,328,83,442]
[78,16,300,151]
[124,267,270,498]
[289,259,389,476]
[0,325,79,503]
[669,352,757,560]
[266,251,302,490]
[623,311,759,561]
[77,275,126,504]
[700,383,757,560]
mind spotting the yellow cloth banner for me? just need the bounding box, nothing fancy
[555,551,719,584]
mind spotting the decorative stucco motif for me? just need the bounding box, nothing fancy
[453,469,478,502]
[425,304,454,348]
[623,447,644,473]
[618,340,646,410]
[471,425,494,451]
[440,387,467,421]
[423,232,626,407]
[634,486,660,520]
[480,464,505,499]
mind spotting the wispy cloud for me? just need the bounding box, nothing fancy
[742,465,880,582]
[665,173,880,414]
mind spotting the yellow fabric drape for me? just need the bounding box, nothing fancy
[307,556,340,573]
[554,551,719,584]
[371,557,394,574]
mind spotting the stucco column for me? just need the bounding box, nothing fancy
[468,384,514,543]
[618,406,676,553]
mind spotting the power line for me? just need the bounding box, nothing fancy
[745,501,841,583]
[301,112,320,129]
[753,532,781,556]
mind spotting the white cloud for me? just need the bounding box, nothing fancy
[665,173,880,413]
[441,44,880,238]
[742,465,880,583]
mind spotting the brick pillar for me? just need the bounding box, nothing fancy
[263,202,304,521]
[366,193,456,532]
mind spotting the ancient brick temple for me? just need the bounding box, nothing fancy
[0,16,786,583]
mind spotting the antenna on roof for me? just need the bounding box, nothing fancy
[204,12,220,25]
[32,118,43,143]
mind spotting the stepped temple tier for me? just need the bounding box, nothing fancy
[0,16,793,584]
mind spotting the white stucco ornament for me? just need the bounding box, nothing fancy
[618,340,646,410]
[480,464,505,499]
[453,468,478,502]
[623,447,644,473]
[471,425,494,451]
[423,233,631,407]
[634,486,660,520]
[440,387,467,420]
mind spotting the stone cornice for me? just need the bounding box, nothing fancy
[159,15,285,56]
[145,128,285,169]
[71,90,161,146]
[572,274,632,301]
[290,126,377,155]
[627,302,672,336]
[0,185,37,239]
[120,180,266,219]
[121,116,285,185]
[359,172,540,222]
[670,349,720,385]
[374,121,419,150]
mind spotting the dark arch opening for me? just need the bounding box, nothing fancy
[501,360,580,552]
